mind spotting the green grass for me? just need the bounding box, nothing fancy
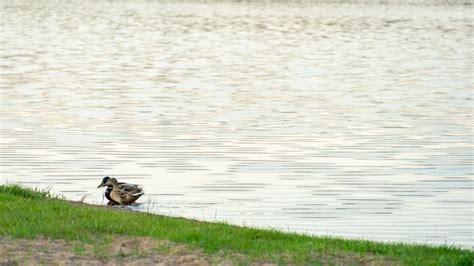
[0,184,472,265]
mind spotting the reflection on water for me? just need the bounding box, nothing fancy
[1,0,473,247]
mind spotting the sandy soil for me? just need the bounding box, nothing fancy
[0,236,397,265]
[0,237,230,266]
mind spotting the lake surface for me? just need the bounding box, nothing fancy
[1,0,473,247]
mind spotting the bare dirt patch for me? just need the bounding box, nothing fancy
[0,237,396,265]
[0,237,217,265]
[309,251,400,266]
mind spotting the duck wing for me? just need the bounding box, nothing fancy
[118,189,144,205]
[117,182,143,194]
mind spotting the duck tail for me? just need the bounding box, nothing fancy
[132,192,145,197]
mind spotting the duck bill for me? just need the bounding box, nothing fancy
[97,181,106,188]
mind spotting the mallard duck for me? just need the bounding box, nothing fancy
[97,176,144,206]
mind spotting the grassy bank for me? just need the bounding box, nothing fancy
[0,185,472,265]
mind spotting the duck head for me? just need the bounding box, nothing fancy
[97,176,111,188]
[104,177,119,187]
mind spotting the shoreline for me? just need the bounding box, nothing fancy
[1,184,472,265]
[6,182,470,250]
[55,190,474,250]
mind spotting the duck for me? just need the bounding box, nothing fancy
[97,176,144,206]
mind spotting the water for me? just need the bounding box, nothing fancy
[1,0,473,247]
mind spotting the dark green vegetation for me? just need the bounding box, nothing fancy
[0,184,472,265]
